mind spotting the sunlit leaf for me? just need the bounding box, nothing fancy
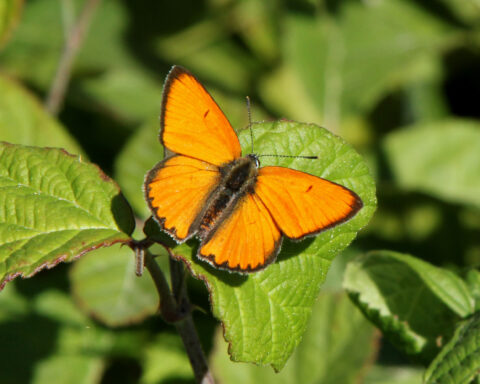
[344,250,473,358]
[0,143,134,289]
[211,292,377,383]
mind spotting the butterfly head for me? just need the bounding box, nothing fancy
[247,153,260,168]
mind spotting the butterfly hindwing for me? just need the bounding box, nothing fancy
[145,155,220,242]
[255,166,363,240]
[161,66,242,166]
[198,192,282,272]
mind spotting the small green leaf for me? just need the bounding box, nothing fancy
[0,0,22,49]
[211,291,377,384]
[424,312,480,384]
[32,355,104,384]
[364,365,425,384]
[383,119,480,207]
[0,75,84,154]
[466,269,480,311]
[0,143,134,289]
[343,250,473,358]
[161,120,376,370]
[140,333,193,384]
[70,244,158,327]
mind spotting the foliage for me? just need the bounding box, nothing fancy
[1,0,480,383]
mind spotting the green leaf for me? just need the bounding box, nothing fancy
[383,119,480,207]
[0,0,22,49]
[210,291,377,383]
[0,288,107,384]
[32,355,104,384]
[363,365,424,384]
[424,312,480,384]
[432,0,480,25]
[115,119,163,218]
[261,0,455,130]
[70,244,158,327]
[140,333,193,384]
[0,75,84,155]
[466,269,480,311]
[343,250,474,358]
[161,120,376,370]
[0,143,134,289]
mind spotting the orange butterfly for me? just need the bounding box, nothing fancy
[145,66,362,273]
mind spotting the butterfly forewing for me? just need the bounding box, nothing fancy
[145,155,221,242]
[254,166,363,240]
[161,67,242,166]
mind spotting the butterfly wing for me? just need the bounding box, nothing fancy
[161,66,242,166]
[145,155,220,242]
[255,166,363,239]
[198,192,282,272]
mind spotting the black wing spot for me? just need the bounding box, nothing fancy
[305,185,313,193]
[204,109,210,118]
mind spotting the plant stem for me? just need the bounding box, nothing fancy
[170,257,215,384]
[176,315,215,384]
[144,250,215,383]
[143,251,178,322]
[45,0,102,115]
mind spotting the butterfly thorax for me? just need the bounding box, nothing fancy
[196,155,258,237]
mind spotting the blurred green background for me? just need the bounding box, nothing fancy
[0,0,479,383]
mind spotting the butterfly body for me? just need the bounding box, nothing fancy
[145,66,363,273]
[198,154,258,237]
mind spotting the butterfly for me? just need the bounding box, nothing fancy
[144,66,363,273]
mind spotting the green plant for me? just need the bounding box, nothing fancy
[1,1,480,383]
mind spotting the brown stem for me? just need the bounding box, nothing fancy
[142,247,215,383]
[176,315,215,384]
[143,251,177,322]
[45,0,102,115]
[170,257,215,384]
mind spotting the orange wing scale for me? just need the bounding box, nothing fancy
[145,155,220,241]
[161,67,241,166]
[255,166,362,240]
[198,193,282,271]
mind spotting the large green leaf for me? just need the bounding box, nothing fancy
[0,0,22,49]
[70,244,158,327]
[0,143,134,289]
[343,250,474,358]
[383,119,480,207]
[424,312,480,384]
[0,75,83,154]
[149,120,376,370]
[211,291,377,383]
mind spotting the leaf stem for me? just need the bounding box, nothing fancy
[45,0,102,115]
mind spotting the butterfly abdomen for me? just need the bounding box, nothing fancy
[197,156,258,237]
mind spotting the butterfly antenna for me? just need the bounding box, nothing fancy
[257,154,318,160]
[246,96,254,154]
